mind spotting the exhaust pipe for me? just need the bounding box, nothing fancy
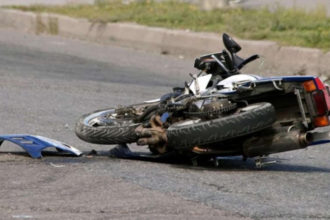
[243,129,310,158]
[305,128,330,145]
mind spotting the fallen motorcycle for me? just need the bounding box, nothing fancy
[75,33,330,166]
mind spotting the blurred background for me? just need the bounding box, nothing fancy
[1,0,330,13]
[3,0,330,79]
[5,0,330,49]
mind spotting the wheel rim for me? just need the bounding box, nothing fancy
[83,109,137,127]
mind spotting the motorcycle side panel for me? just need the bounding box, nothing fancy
[218,75,319,94]
[217,74,259,92]
[0,134,82,158]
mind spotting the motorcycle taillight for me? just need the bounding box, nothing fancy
[303,79,330,127]
[312,91,328,116]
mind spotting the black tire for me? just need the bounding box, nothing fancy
[75,108,140,145]
[167,102,276,148]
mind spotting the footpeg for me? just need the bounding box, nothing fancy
[255,157,276,168]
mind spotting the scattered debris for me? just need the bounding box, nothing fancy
[50,163,65,168]
[87,149,98,158]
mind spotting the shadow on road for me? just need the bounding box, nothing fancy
[2,150,330,173]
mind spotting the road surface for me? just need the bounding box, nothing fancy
[0,28,329,220]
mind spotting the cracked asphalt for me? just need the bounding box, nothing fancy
[0,28,329,220]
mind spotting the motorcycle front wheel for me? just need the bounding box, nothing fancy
[75,108,141,145]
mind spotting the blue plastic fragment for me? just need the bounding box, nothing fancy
[161,112,170,123]
[0,134,82,158]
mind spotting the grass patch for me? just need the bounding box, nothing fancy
[7,0,330,49]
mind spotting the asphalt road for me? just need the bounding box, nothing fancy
[0,28,329,220]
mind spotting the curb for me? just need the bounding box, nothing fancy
[0,9,329,79]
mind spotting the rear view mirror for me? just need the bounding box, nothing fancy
[223,33,241,53]
[223,33,244,67]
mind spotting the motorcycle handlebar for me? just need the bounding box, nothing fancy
[211,55,229,73]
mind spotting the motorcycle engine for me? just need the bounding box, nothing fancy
[188,98,237,119]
